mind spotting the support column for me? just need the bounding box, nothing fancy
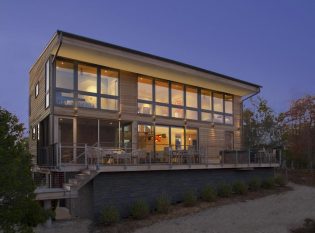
[43,200,52,228]
[132,121,138,151]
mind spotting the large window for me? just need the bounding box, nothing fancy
[138,124,154,153]
[155,80,169,104]
[45,60,50,108]
[155,126,169,152]
[186,128,198,150]
[186,86,197,108]
[55,58,119,111]
[56,60,74,90]
[78,64,97,93]
[213,93,224,112]
[171,83,184,106]
[171,127,184,150]
[138,76,153,114]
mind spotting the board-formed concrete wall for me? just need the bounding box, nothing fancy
[72,168,273,219]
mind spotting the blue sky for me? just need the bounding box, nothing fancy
[0,0,314,127]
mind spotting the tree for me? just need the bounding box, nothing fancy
[0,107,49,233]
[283,95,315,168]
[243,96,283,149]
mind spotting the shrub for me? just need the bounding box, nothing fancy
[261,177,276,189]
[217,183,233,198]
[156,193,171,214]
[233,181,248,195]
[201,185,217,202]
[248,177,261,191]
[100,205,120,225]
[130,200,150,220]
[183,190,198,207]
[274,175,287,187]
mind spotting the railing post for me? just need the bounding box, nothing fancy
[279,149,282,166]
[85,144,88,167]
[222,150,225,166]
[59,143,62,167]
[236,150,238,165]
[248,149,250,166]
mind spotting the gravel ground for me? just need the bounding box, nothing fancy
[135,183,315,233]
[35,183,315,233]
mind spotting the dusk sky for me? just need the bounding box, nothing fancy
[0,0,314,129]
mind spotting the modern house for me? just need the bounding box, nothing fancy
[30,31,279,219]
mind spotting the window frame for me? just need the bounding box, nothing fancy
[35,82,39,98]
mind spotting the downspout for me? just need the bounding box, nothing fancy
[240,88,261,150]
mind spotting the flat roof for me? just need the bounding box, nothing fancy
[57,30,261,89]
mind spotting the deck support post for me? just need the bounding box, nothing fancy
[43,200,52,228]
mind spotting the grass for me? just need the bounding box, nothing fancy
[183,190,198,207]
[130,200,150,220]
[156,193,171,214]
[217,183,233,198]
[201,185,217,202]
[233,181,248,195]
[100,206,120,225]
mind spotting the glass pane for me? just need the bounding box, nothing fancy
[45,93,49,108]
[201,89,211,110]
[100,120,119,147]
[225,131,234,150]
[155,126,169,152]
[55,91,74,106]
[155,80,169,103]
[56,60,74,90]
[137,124,154,153]
[213,93,224,112]
[101,98,118,111]
[138,76,152,101]
[138,102,152,114]
[186,110,198,120]
[186,129,198,150]
[77,118,98,146]
[171,127,184,150]
[213,113,224,123]
[172,107,184,118]
[45,61,49,92]
[78,94,97,108]
[201,112,212,122]
[101,69,118,96]
[155,105,169,117]
[225,95,233,114]
[186,86,198,108]
[171,83,184,106]
[225,115,234,125]
[78,64,97,93]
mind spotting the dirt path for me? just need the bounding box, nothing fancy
[135,183,315,233]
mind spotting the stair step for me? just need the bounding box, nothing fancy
[63,183,72,191]
[69,178,78,185]
[75,173,88,180]
[81,170,91,175]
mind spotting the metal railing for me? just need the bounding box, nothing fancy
[37,143,281,169]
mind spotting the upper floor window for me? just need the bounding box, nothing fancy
[171,83,184,106]
[101,69,118,96]
[213,93,224,112]
[35,82,39,98]
[78,64,97,93]
[201,89,211,110]
[155,80,169,104]
[45,60,50,108]
[224,94,233,114]
[186,86,198,108]
[56,60,74,90]
[138,76,152,101]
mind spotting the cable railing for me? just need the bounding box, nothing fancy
[37,143,281,169]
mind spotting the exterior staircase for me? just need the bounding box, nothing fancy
[63,169,99,194]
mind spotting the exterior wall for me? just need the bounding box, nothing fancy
[71,168,273,219]
[29,36,59,160]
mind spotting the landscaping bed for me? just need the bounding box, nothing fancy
[93,176,291,233]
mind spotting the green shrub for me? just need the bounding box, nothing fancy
[130,200,150,220]
[183,190,198,207]
[274,175,287,187]
[248,177,261,191]
[217,183,233,198]
[100,206,120,225]
[156,193,171,214]
[233,181,248,195]
[201,185,217,202]
[261,177,276,189]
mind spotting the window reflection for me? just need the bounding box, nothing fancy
[155,80,169,103]
[155,105,169,117]
[225,95,233,114]
[201,89,211,110]
[186,86,198,108]
[56,60,74,90]
[55,91,74,106]
[225,115,233,125]
[138,76,152,101]
[138,125,154,153]
[172,107,184,118]
[213,93,224,112]
[155,126,169,152]
[213,113,224,123]
[101,98,118,111]
[138,102,152,114]
[171,127,184,150]
[78,64,97,93]
[78,94,97,108]
[201,112,212,122]
[186,110,198,120]
[171,83,184,106]
[186,129,198,150]
[101,69,118,96]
